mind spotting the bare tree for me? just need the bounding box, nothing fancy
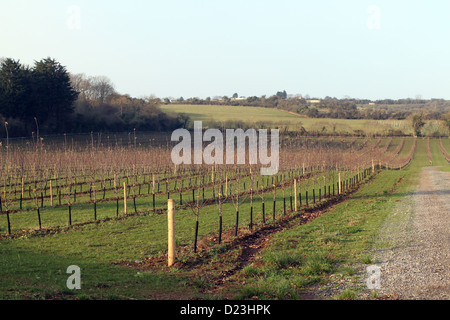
[90,76,116,104]
[70,73,116,104]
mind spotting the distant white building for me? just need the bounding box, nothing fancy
[307,100,321,104]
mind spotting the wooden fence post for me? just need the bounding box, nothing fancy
[225,174,228,197]
[294,179,298,211]
[168,199,175,267]
[338,172,342,195]
[123,182,127,215]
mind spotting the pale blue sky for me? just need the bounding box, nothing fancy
[1,0,450,100]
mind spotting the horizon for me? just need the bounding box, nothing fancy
[1,1,450,101]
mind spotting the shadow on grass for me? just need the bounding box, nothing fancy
[351,189,450,201]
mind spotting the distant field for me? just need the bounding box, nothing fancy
[161,104,421,135]
[161,104,298,125]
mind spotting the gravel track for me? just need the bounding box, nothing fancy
[373,167,450,300]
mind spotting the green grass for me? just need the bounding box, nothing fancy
[0,242,191,300]
[442,137,450,150]
[428,138,448,167]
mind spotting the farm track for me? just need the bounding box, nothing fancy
[373,167,450,300]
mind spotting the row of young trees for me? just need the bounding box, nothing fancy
[0,57,189,137]
[0,135,393,240]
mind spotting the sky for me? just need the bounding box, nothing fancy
[1,0,450,100]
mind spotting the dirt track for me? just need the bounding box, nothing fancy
[373,167,450,300]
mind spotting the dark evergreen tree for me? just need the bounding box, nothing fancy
[32,58,79,132]
[0,59,34,121]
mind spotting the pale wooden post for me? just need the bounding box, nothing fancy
[168,199,175,267]
[338,172,342,195]
[123,182,127,215]
[152,174,155,193]
[294,178,298,211]
[225,174,228,197]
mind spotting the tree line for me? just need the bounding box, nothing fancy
[0,57,189,137]
[169,92,450,122]
[2,58,449,138]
